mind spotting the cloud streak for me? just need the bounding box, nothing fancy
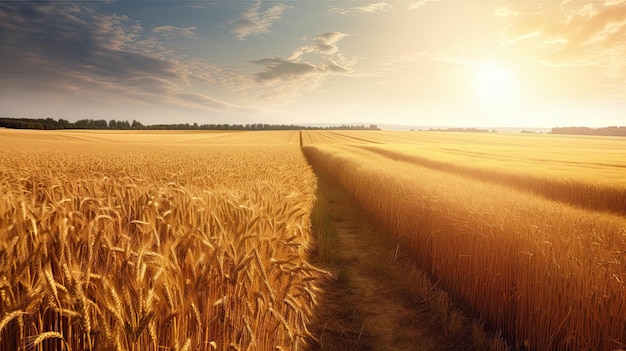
[0,2,238,116]
[252,32,353,83]
[175,93,232,109]
[290,32,348,59]
[252,59,319,82]
[311,32,348,54]
[252,58,350,83]
[239,32,356,106]
[501,1,626,76]
[329,2,391,15]
[230,2,290,40]
[152,25,198,38]
[0,3,177,88]
[407,1,430,10]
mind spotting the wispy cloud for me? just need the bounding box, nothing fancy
[604,0,626,6]
[311,32,348,54]
[152,25,199,39]
[0,2,235,115]
[329,2,391,15]
[253,32,353,83]
[407,0,430,10]
[0,3,177,88]
[501,1,626,77]
[174,93,233,109]
[366,51,471,80]
[252,58,350,83]
[244,32,355,104]
[252,59,319,82]
[290,32,348,59]
[230,2,290,40]
[186,2,208,9]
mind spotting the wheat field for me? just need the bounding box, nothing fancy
[302,130,626,350]
[3,128,626,350]
[0,129,327,351]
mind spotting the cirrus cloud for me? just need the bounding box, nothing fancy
[0,2,242,118]
[407,1,430,10]
[152,25,199,39]
[501,1,626,77]
[230,2,290,40]
[0,2,180,90]
[175,93,233,110]
[328,2,391,15]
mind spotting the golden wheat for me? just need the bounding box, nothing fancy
[0,129,327,351]
[302,132,626,350]
[303,130,626,215]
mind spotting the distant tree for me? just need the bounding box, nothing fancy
[131,120,144,129]
[40,118,58,129]
[58,119,71,129]
[0,116,390,131]
[93,119,108,129]
[74,119,90,129]
[550,126,626,136]
[119,120,131,129]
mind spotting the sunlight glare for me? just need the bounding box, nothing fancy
[474,63,518,108]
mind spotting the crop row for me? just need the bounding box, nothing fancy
[303,143,626,350]
[356,144,626,216]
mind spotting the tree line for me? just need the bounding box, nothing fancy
[550,126,626,136]
[0,117,379,131]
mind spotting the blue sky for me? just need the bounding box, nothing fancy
[2,1,626,128]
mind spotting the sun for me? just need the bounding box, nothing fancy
[473,63,518,108]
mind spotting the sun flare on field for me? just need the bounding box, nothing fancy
[473,63,518,108]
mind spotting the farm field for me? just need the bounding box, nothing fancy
[303,130,626,215]
[2,128,626,350]
[0,128,299,145]
[0,129,324,350]
[302,130,626,350]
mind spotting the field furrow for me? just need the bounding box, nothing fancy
[354,144,626,216]
[303,141,626,350]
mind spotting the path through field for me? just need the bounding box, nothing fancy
[308,177,474,351]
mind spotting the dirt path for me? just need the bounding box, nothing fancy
[308,178,474,351]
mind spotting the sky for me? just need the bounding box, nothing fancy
[1,0,626,128]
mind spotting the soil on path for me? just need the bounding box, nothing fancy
[307,178,474,351]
